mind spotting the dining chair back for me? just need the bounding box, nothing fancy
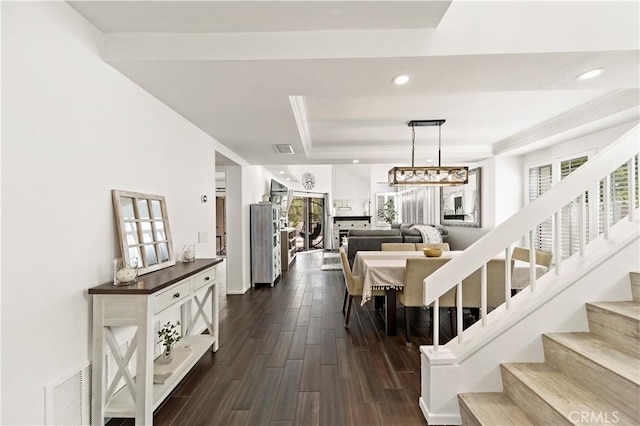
[339,248,385,326]
[399,257,457,343]
[381,243,417,251]
[512,247,553,268]
[414,242,451,251]
[460,259,513,309]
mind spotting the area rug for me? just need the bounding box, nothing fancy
[320,252,342,271]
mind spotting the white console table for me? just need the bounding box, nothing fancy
[89,258,223,425]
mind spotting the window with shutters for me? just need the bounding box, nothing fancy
[528,164,553,252]
[600,155,639,232]
[560,156,588,260]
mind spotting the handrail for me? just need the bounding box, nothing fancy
[424,125,639,308]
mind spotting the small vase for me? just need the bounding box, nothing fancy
[159,345,173,364]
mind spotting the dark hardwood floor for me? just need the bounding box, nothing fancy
[108,250,454,426]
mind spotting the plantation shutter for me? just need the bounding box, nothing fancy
[601,154,640,231]
[559,156,589,260]
[528,164,553,252]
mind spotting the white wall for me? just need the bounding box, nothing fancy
[1,3,238,423]
[522,121,638,167]
[332,164,370,199]
[225,165,244,294]
[494,155,523,226]
[0,2,3,419]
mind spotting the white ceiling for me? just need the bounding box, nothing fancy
[69,1,640,172]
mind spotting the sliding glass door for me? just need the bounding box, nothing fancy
[288,195,325,252]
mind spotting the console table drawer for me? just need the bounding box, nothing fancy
[155,279,191,314]
[192,266,216,292]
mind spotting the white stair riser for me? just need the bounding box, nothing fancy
[500,366,571,425]
[586,305,640,354]
[543,335,640,418]
[631,272,640,303]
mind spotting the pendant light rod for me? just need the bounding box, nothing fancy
[407,119,445,167]
[438,121,442,167]
[411,122,415,167]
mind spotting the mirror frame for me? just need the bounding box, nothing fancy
[112,189,176,275]
[440,167,481,228]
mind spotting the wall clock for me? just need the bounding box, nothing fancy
[302,172,316,190]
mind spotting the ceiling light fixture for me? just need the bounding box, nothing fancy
[388,120,469,187]
[352,159,359,163]
[576,68,605,80]
[392,74,410,85]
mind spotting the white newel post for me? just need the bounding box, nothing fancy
[419,347,462,425]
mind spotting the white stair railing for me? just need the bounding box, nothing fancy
[425,126,639,351]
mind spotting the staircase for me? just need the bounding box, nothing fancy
[458,272,640,425]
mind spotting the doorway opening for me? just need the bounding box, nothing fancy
[288,195,325,252]
[215,196,226,256]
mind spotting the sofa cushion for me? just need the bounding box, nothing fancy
[346,231,402,265]
[391,223,448,243]
[348,229,400,237]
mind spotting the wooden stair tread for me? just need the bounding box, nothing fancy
[502,363,638,425]
[459,392,535,425]
[544,332,640,384]
[587,301,640,321]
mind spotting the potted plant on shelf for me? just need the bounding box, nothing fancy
[157,321,181,364]
[377,199,397,224]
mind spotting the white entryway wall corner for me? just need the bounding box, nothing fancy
[1,3,244,424]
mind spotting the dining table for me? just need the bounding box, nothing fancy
[351,250,549,336]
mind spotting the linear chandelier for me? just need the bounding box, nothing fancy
[388,119,469,186]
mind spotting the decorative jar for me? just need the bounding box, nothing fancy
[181,244,196,262]
[113,257,138,285]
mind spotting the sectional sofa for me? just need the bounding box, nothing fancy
[346,223,448,265]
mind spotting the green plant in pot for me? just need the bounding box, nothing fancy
[377,199,397,224]
[157,321,181,364]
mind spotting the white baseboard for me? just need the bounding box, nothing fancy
[419,397,461,425]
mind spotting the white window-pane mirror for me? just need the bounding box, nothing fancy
[158,242,170,262]
[137,199,150,219]
[113,190,175,275]
[128,246,142,265]
[141,221,154,243]
[124,222,139,245]
[151,199,162,218]
[145,244,158,266]
[155,221,166,240]
[121,197,135,219]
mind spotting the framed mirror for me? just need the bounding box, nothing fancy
[440,167,481,228]
[112,190,175,275]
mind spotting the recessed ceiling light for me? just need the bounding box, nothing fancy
[279,171,284,174]
[392,74,410,86]
[352,160,359,163]
[286,178,291,181]
[576,68,605,80]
